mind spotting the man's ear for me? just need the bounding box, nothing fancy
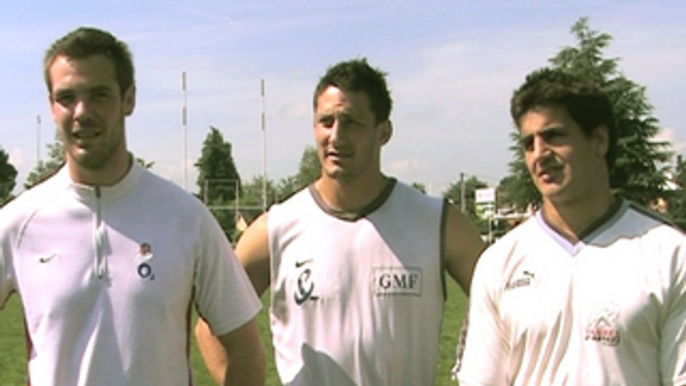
[593,124,610,158]
[378,120,393,145]
[123,84,136,116]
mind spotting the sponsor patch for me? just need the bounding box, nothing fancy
[585,302,621,346]
[373,267,422,296]
[136,242,155,280]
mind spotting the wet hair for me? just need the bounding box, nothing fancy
[44,26,135,96]
[510,68,617,169]
[313,58,392,124]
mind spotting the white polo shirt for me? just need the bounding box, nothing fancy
[458,199,686,386]
[0,163,261,386]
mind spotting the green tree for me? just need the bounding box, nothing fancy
[275,175,300,202]
[240,175,277,210]
[275,146,321,201]
[0,147,17,204]
[501,17,671,208]
[497,133,541,212]
[443,175,489,232]
[25,138,65,189]
[195,127,242,237]
[411,182,427,194]
[668,155,686,230]
[135,157,154,169]
[295,145,321,188]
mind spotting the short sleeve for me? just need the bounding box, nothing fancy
[457,247,509,386]
[193,209,261,336]
[661,242,686,385]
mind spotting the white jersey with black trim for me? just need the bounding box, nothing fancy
[268,180,446,386]
[0,162,261,386]
[458,198,686,386]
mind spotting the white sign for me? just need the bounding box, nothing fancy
[475,187,496,204]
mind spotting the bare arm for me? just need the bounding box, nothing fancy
[196,213,271,385]
[443,204,486,295]
[218,318,266,386]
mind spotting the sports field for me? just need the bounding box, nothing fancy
[0,280,467,386]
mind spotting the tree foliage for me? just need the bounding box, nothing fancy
[0,147,17,204]
[239,175,278,210]
[194,127,242,237]
[135,157,154,169]
[411,182,427,194]
[295,146,321,189]
[443,175,489,232]
[668,155,686,230]
[499,17,671,208]
[273,146,321,202]
[498,132,541,212]
[195,127,242,203]
[25,138,65,189]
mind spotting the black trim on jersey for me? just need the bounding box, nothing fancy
[308,177,397,221]
[577,195,624,241]
[628,201,679,227]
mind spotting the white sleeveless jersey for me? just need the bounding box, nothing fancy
[458,199,686,386]
[268,180,446,386]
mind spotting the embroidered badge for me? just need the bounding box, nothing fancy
[585,302,621,346]
[136,242,155,280]
[293,258,319,305]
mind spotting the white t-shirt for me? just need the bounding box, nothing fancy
[458,199,686,386]
[0,163,261,386]
[268,180,446,385]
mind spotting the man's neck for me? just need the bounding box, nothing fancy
[314,173,390,214]
[541,190,617,244]
[68,153,133,187]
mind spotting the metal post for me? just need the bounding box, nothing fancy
[182,71,188,191]
[261,79,267,211]
[460,172,466,214]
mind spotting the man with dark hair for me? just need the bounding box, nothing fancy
[196,58,485,385]
[457,68,686,385]
[0,26,265,385]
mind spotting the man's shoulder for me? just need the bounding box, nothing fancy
[136,168,204,207]
[270,186,312,211]
[606,200,686,242]
[481,216,540,257]
[386,180,443,214]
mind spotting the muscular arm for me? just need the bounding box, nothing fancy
[204,318,266,386]
[196,213,271,385]
[443,204,486,295]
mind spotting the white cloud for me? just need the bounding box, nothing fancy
[656,127,686,154]
[385,158,432,180]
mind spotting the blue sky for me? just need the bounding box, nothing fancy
[1,1,684,196]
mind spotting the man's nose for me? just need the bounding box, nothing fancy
[532,136,549,159]
[73,98,90,120]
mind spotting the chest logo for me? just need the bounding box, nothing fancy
[505,270,535,291]
[585,302,621,346]
[293,259,319,305]
[136,242,155,280]
[373,267,422,296]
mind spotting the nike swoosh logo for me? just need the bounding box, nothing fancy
[38,254,57,263]
[295,259,313,268]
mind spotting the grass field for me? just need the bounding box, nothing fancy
[0,281,467,386]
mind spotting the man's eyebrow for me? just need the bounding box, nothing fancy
[518,133,532,144]
[88,84,116,93]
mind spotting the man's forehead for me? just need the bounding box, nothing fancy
[50,55,119,91]
[316,86,370,115]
